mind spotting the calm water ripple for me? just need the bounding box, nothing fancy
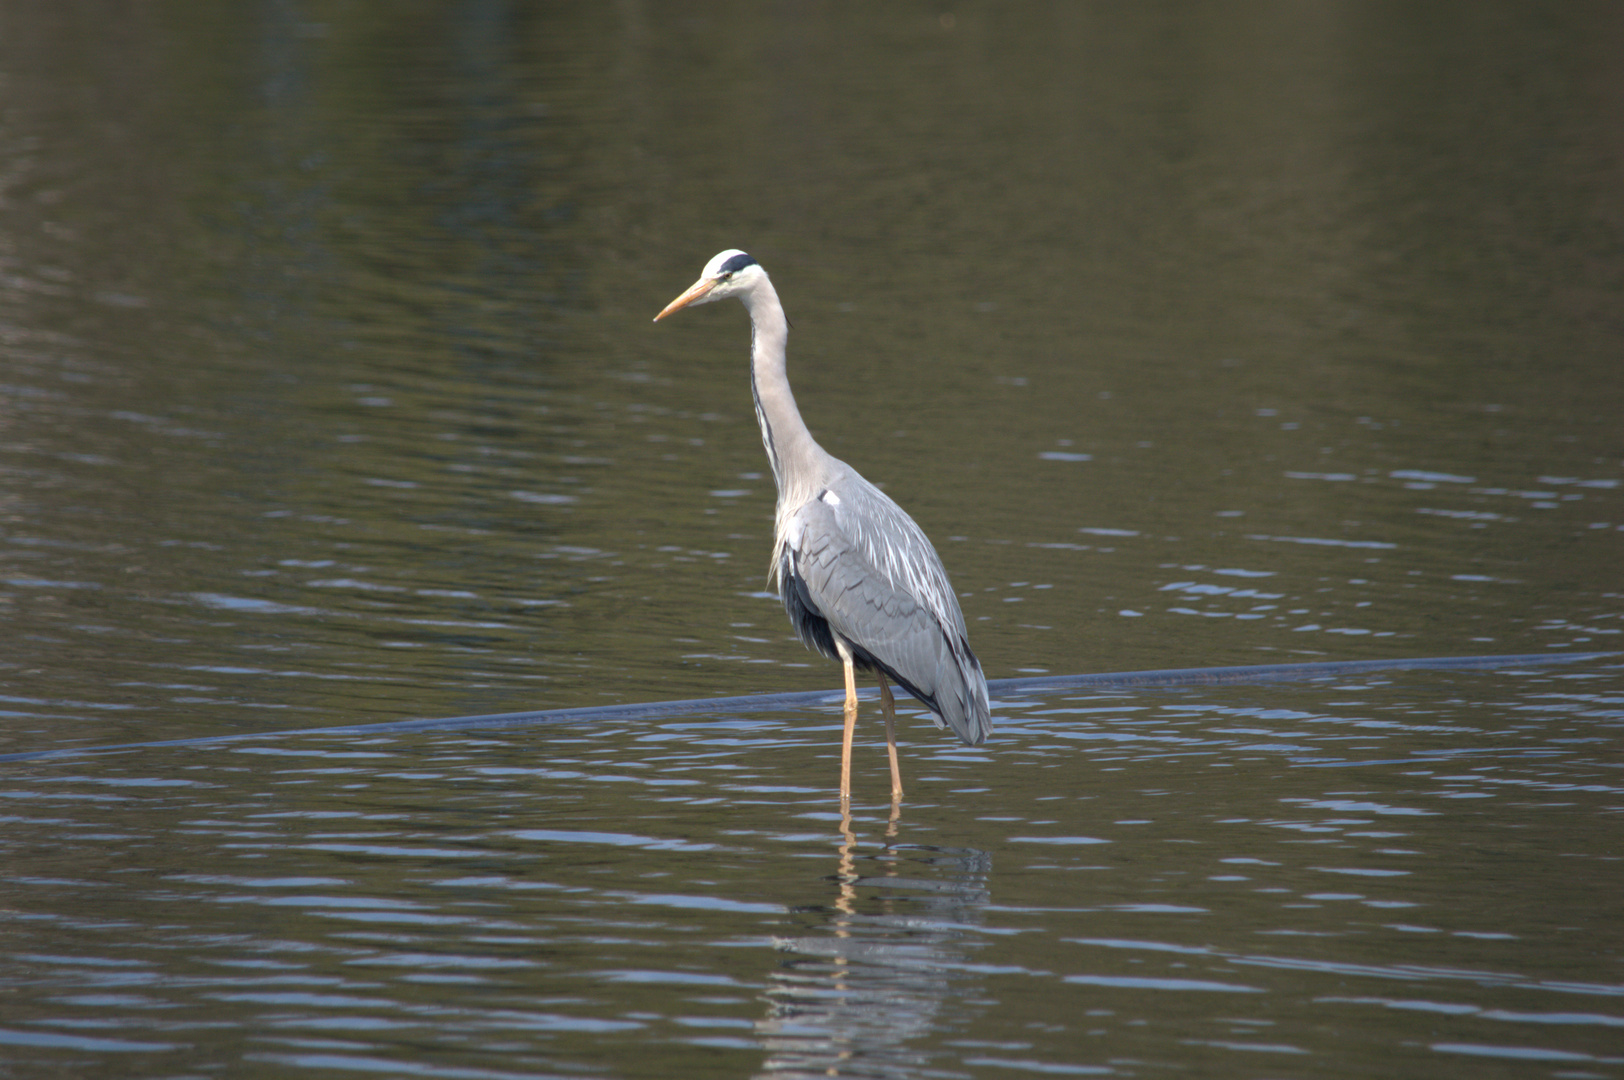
[2,660,1620,1077]
[3,3,1623,1077]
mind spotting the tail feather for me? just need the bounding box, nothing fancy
[884,634,991,747]
[938,641,992,746]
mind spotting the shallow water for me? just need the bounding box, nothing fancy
[3,661,1622,1078]
[1,3,1621,1077]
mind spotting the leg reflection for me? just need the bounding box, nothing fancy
[754,804,993,1079]
[836,808,857,922]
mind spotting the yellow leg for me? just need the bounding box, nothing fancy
[836,640,858,804]
[877,670,903,801]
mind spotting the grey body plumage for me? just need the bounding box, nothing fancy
[655,249,991,798]
[778,477,989,745]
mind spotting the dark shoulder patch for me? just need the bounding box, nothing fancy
[718,252,757,275]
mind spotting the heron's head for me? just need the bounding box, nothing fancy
[653,250,764,321]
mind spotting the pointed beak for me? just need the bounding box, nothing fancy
[653,276,716,322]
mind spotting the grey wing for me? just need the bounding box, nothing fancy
[781,482,991,746]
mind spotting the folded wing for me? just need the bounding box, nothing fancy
[778,480,991,746]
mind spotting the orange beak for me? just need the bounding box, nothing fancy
[653,276,716,322]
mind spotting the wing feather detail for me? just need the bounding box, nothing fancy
[776,478,991,745]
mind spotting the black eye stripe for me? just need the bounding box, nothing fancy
[717,252,756,275]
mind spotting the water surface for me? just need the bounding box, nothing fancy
[0,3,1620,1077]
[4,661,1621,1078]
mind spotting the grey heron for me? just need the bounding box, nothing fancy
[655,250,991,802]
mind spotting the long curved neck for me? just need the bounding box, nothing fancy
[741,274,824,508]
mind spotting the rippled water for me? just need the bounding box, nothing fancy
[1,4,1621,1077]
[4,660,1621,1077]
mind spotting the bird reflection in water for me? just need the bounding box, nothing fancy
[752,804,992,1078]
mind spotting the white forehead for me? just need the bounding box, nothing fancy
[698,246,747,276]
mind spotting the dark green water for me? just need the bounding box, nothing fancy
[0,4,1620,1077]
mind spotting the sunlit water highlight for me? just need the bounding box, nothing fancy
[4,659,1621,1078]
[1,4,1621,1078]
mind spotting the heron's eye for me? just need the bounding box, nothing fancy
[719,272,733,282]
